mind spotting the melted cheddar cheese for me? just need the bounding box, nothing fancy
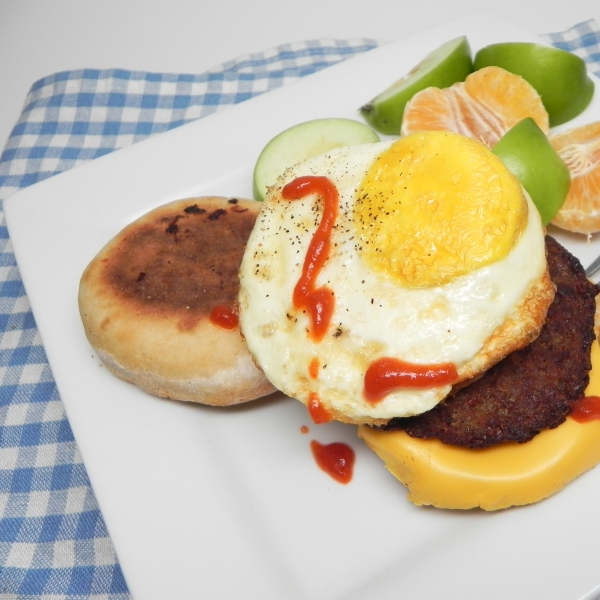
[358,340,600,510]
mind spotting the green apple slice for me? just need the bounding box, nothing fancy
[474,42,594,127]
[492,117,570,225]
[359,36,472,135]
[252,118,379,201]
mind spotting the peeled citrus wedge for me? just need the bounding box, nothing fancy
[550,121,600,234]
[252,118,379,201]
[474,42,594,127]
[359,36,472,135]
[492,118,570,225]
[401,66,549,147]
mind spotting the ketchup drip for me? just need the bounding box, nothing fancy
[570,396,600,423]
[209,304,239,330]
[310,440,355,484]
[307,392,333,424]
[364,356,458,404]
[282,176,337,342]
[308,357,320,379]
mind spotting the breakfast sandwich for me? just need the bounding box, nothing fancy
[79,196,276,406]
[237,131,600,510]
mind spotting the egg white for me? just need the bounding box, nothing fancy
[238,141,548,423]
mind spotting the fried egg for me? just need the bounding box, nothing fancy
[238,131,554,426]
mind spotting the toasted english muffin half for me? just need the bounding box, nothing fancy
[79,196,276,406]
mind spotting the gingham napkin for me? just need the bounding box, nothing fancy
[1,23,599,599]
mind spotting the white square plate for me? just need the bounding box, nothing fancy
[6,8,600,600]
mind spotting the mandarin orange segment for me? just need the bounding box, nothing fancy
[550,122,600,234]
[401,66,549,147]
[395,87,459,135]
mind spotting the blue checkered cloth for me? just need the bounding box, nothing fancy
[0,23,599,599]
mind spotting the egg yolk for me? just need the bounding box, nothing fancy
[354,131,527,288]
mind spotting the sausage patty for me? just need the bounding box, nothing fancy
[381,236,599,448]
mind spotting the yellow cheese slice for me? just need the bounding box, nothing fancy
[358,340,600,511]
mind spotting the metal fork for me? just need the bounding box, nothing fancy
[586,254,600,278]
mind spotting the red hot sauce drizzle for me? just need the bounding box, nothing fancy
[308,392,333,424]
[281,176,338,343]
[570,396,600,422]
[308,357,320,379]
[209,304,239,330]
[310,440,355,484]
[364,356,458,404]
